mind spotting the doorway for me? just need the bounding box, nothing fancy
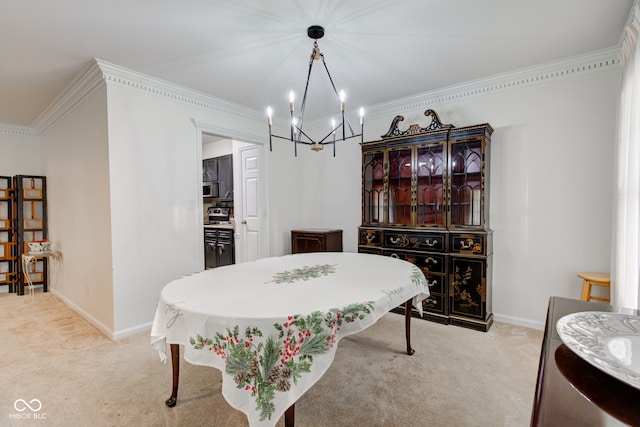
[198,130,268,267]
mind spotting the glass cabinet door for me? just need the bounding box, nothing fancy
[416,143,446,227]
[387,148,412,226]
[449,139,484,228]
[362,151,385,224]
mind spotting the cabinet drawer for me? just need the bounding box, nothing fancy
[384,250,446,274]
[384,231,445,252]
[358,246,382,256]
[423,273,445,295]
[383,250,446,293]
[217,230,233,240]
[421,294,446,315]
[450,233,486,255]
[359,228,382,247]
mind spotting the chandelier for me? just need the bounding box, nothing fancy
[267,25,364,156]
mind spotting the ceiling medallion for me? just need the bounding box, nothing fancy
[267,25,364,157]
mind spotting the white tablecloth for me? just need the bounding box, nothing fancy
[151,252,429,426]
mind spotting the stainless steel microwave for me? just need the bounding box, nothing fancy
[203,182,219,198]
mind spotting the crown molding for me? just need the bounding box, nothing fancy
[361,46,622,122]
[0,47,623,137]
[31,60,106,134]
[0,123,38,137]
[96,59,265,123]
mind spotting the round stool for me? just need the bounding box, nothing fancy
[577,272,610,302]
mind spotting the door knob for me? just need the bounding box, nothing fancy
[241,220,247,224]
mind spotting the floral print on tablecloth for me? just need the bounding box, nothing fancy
[190,301,374,421]
[265,264,336,284]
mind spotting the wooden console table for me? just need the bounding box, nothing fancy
[531,296,640,426]
[291,229,342,254]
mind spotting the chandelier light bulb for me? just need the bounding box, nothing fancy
[339,90,346,111]
[331,118,336,133]
[359,107,365,125]
[289,90,295,112]
[266,106,273,125]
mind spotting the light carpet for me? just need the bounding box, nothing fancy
[0,291,543,426]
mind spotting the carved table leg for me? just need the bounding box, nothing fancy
[284,403,295,427]
[405,299,415,355]
[165,343,180,407]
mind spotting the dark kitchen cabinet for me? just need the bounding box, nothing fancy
[203,155,233,201]
[204,227,235,269]
[203,158,218,182]
[217,154,233,201]
[359,110,493,331]
[291,229,343,254]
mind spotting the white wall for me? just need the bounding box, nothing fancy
[0,130,44,175]
[40,85,115,334]
[103,76,301,337]
[203,138,233,158]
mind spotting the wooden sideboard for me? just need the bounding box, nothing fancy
[531,296,640,426]
[291,229,343,254]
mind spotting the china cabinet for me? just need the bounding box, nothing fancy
[358,110,493,331]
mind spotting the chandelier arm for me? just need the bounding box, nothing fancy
[297,48,316,142]
[294,126,318,145]
[319,53,341,101]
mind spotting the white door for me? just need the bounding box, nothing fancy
[240,145,262,262]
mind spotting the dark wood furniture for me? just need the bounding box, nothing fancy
[14,175,48,295]
[531,296,640,426]
[0,176,18,292]
[291,228,343,254]
[358,110,493,331]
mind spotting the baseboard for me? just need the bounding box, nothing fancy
[113,322,152,340]
[53,290,116,339]
[493,312,544,330]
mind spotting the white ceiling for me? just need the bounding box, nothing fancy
[1,0,635,128]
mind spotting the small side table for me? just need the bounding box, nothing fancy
[577,271,610,303]
[21,251,61,297]
[291,229,343,254]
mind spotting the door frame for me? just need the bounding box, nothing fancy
[192,119,269,269]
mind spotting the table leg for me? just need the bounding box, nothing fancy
[405,299,415,355]
[284,403,295,427]
[165,343,180,407]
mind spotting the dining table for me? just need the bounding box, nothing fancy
[150,251,430,427]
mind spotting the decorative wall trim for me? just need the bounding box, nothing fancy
[32,60,106,134]
[361,47,623,123]
[96,59,265,123]
[191,118,265,146]
[0,123,37,137]
[0,47,623,137]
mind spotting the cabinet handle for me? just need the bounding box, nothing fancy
[427,279,437,287]
[390,236,401,244]
[425,257,438,264]
[459,240,474,249]
[425,239,438,247]
[389,252,399,259]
